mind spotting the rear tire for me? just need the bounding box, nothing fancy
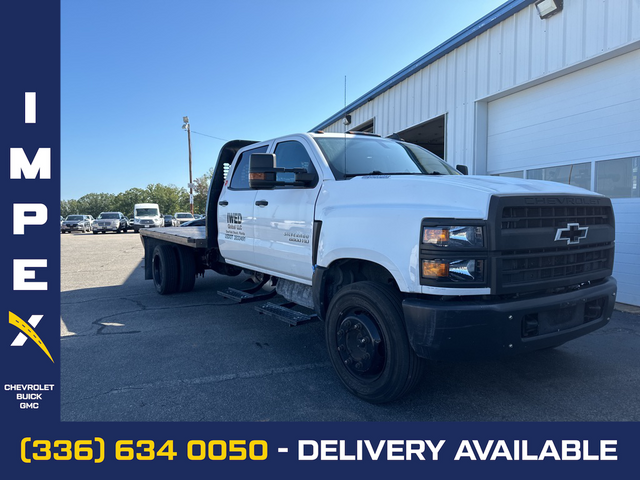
[325,281,425,403]
[152,244,178,295]
[176,246,196,293]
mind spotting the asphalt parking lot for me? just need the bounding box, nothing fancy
[61,231,640,422]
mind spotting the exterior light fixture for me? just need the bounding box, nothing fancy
[535,0,563,19]
[343,114,352,126]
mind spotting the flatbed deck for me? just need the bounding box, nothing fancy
[139,226,207,248]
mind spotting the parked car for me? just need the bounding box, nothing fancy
[179,217,205,227]
[163,215,177,227]
[174,212,195,225]
[194,214,204,219]
[131,203,163,232]
[61,215,94,233]
[92,212,129,234]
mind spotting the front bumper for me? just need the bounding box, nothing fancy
[133,224,158,229]
[61,225,86,232]
[402,276,617,361]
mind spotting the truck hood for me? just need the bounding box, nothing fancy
[318,174,602,220]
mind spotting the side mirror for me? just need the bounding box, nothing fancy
[249,153,278,189]
[249,153,316,189]
[456,164,469,175]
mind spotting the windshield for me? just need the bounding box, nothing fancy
[98,213,119,219]
[66,215,84,221]
[176,213,193,219]
[136,208,158,217]
[314,137,460,180]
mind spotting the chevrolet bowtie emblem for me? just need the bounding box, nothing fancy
[555,223,588,245]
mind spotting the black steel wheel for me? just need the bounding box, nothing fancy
[152,244,178,295]
[325,281,424,403]
[176,246,196,293]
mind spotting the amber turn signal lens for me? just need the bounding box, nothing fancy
[423,227,449,245]
[422,260,449,278]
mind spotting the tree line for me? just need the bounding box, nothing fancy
[60,168,214,219]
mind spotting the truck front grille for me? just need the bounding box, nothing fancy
[490,195,615,295]
[501,205,612,230]
[500,243,613,287]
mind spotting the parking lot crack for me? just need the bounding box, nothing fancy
[104,362,332,393]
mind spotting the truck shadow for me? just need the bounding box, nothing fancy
[60,258,639,421]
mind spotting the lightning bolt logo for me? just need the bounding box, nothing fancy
[9,312,54,363]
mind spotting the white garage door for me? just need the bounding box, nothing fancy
[487,49,640,172]
[487,49,640,306]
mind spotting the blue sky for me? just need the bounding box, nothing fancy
[61,0,507,200]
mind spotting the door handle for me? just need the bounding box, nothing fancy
[255,200,268,207]
[219,200,228,206]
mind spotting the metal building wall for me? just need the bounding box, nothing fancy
[317,0,640,306]
[321,0,640,170]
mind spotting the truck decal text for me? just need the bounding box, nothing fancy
[227,213,243,224]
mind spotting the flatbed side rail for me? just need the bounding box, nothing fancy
[139,226,207,248]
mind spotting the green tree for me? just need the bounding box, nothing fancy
[60,199,79,218]
[145,183,188,216]
[193,167,214,214]
[75,193,115,218]
[61,182,195,220]
[112,188,149,218]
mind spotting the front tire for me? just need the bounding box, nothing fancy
[152,244,178,295]
[325,281,425,403]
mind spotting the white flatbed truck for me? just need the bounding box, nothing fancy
[140,132,616,403]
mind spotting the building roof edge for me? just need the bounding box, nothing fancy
[309,0,536,132]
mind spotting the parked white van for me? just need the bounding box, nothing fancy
[132,203,163,232]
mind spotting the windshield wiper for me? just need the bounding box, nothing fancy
[344,171,421,178]
[344,171,382,178]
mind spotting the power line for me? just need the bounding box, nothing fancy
[190,130,228,142]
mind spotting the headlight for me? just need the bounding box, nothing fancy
[423,225,483,248]
[422,259,484,283]
[420,222,487,287]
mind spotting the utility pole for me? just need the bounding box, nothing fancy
[182,116,194,215]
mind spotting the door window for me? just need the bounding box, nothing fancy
[273,141,317,187]
[228,145,269,190]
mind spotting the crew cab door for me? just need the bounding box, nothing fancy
[217,144,268,267]
[252,138,322,282]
